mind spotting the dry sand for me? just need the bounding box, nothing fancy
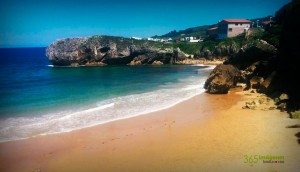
[0,89,299,172]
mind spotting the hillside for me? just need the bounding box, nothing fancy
[152,25,210,39]
[153,16,272,40]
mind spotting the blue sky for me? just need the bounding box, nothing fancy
[0,0,290,47]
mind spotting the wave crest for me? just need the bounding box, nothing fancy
[0,70,211,142]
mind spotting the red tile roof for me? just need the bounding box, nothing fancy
[222,19,251,23]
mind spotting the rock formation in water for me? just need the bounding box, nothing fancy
[46,36,187,66]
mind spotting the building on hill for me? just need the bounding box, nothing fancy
[206,19,251,39]
[217,19,251,39]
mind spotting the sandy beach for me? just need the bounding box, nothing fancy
[0,89,299,172]
[1,0,299,171]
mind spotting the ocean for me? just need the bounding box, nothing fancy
[0,47,213,142]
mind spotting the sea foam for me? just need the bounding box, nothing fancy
[0,67,213,142]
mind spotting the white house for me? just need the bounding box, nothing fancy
[184,36,203,43]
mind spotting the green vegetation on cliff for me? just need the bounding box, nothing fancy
[84,25,281,59]
[149,26,281,58]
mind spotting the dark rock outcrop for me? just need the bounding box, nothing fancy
[258,71,278,93]
[275,0,300,110]
[46,36,187,66]
[204,64,241,94]
[204,40,278,94]
[250,76,264,89]
[204,0,300,112]
[205,39,277,93]
[241,61,276,90]
[225,40,277,70]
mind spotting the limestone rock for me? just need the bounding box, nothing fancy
[152,60,163,65]
[46,36,186,66]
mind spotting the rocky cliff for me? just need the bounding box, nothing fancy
[204,0,300,113]
[205,40,277,92]
[275,0,300,111]
[46,36,187,66]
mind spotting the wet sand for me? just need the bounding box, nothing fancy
[0,89,299,172]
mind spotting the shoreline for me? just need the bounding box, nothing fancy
[0,63,213,143]
[0,88,299,171]
[175,58,225,65]
[0,64,214,143]
[47,59,224,67]
[0,90,207,144]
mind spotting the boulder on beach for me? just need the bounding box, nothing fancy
[204,64,241,94]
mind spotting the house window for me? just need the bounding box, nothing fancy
[228,28,233,32]
[235,23,238,26]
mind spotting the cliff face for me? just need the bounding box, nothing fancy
[204,0,300,112]
[46,36,187,66]
[275,0,300,109]
[205,40,277,93]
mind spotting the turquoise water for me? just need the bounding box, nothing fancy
[0,48,213,142]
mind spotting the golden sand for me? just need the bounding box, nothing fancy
[0,89,299,172]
